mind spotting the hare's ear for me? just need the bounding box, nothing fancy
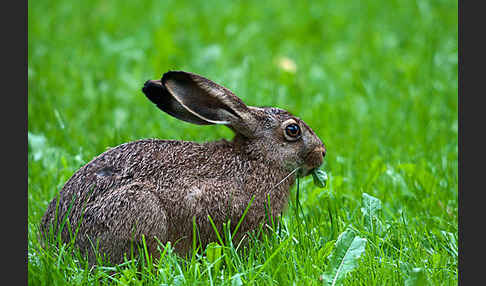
[142,71,257,137]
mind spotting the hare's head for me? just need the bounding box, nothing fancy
[142,71,326,177]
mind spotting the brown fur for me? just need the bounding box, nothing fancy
[40,71,326,265]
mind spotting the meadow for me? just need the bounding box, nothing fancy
[28,0,458,284]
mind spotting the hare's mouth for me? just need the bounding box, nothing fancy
[307,167,318,176]
[297,167,316,178]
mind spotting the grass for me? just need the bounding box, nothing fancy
[28,0,458,284]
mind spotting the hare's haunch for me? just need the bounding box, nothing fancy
[40,71,326,265]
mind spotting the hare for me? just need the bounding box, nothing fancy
[40,70,326,265]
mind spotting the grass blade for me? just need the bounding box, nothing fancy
[321,228,367,286]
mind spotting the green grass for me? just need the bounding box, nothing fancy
[28,0,458,285]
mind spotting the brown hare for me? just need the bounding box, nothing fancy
[40,70,326,265]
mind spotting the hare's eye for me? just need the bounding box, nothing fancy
[285,123,301,140]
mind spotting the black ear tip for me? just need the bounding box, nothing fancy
[143,79,152,87]
[142,79,162,92]
[142,80,151,92]
[142,80,164,102]
[141,82,150,95]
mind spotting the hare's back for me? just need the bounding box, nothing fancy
[63,139,206,194]
[42,139,206,227]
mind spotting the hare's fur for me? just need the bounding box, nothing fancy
[40,71,325,265]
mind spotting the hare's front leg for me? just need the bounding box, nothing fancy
[77,182,168,265]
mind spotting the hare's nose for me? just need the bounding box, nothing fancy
[312,146,326,164]
[315,146,326,159]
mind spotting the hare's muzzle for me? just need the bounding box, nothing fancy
[303,146,326,174]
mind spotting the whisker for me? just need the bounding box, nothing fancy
[268,166,300,193]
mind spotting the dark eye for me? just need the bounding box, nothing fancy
[285,123,301,140]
